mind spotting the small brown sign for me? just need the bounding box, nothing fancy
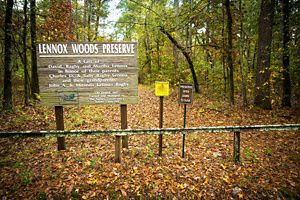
[178,83,194,104]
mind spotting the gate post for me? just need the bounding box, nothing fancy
[115,134,122,163]
[233,131,241,163]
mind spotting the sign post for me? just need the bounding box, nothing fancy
[121,104,128,148]
[155,81,169,156]
[182,104,187,157]
[55,106,65,150]
[178,83,194,158]
[159,96,163,156]
[36,42,138,157]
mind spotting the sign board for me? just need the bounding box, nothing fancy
[37,42,138,105]
[155,81,169,96]
[178,83,193,104]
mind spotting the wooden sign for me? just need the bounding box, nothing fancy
[155,81,169,96]
[178,83,193,104]
[37,42,138,105]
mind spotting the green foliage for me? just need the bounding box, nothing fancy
[108,190,118,200]
[243,147,257,163]
[279,187,296,200]
[37,190,47,200]
[264,147,273,156]
[112,0,299,105]
[90,159,97,168]
[71,188,80,199]
[2,0,299,109]
[20,168,33,185]
[13,161,21,168]
[144,143,154,163]
[50,171,57,180]
[75,150,88,163]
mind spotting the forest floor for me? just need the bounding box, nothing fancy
[0,85,299,199]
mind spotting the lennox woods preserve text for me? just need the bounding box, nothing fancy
[37,42,138,105]
[38,43,135,54]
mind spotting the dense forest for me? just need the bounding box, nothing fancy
[1,1,300,199]
[1,0,299,110]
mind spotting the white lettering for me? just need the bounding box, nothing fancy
[39,44,68,54]
[102,43,135,54]
[71,44,99,54]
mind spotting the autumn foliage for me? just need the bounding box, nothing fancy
[0,86,299,199]
[40,0,74,42]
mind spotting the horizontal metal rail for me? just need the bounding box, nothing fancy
[0,124,299,138]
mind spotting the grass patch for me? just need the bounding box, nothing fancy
[243,147,258,163]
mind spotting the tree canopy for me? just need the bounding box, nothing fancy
[1,0,300,110]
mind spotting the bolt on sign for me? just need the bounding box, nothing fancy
[155,81,169,96]
[178,83,194,104]
[37,42,138,105]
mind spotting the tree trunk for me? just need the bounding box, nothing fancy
[281,0,291,107]
[252,42,257,70]
[75,0,79,40]
[184,0,193,52]
[205,0,211,89]
[222,3,227,98]
[23,0,30,106]
[3,0,14,111]
[69,0,73,37]
[173,0,179,74]
[246,35,252,71]
[239,0,248,106]
[295,0,300,103]
[83,0,88,40]
[254,0,275,110]
[144,17,152,81]
[95,1,102,39]
[296,47,300,104]
[83,0,88,28]
[160,27,200,93]
[87,0,92,41]
[225,0,234,104]
[30,0,39,98]
[156,35,161,70]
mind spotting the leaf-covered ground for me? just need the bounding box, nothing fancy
[0,85,299,199]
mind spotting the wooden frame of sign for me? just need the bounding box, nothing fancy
[37,42,138,106]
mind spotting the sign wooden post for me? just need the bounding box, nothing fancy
[155,81,169,156]
[120,104,128,148]
[178,83,193,158]
[55,106,66,150]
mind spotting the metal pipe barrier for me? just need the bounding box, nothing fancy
[0,124,299,138]
[1,124,299,163]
